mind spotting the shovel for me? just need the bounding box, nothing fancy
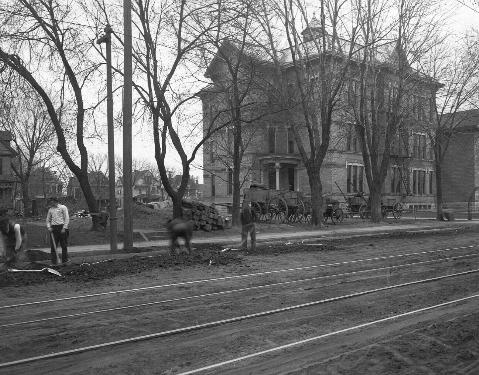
[50,232,61,264]
[8,267,62,277]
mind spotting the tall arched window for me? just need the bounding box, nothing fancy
[268,127,276,153]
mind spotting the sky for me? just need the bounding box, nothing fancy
[86,0,479,184]
[445,0,478,34]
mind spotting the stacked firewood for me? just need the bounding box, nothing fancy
[182,200,225,231]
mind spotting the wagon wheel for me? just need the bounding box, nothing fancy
[276,197,288,223]
[288,199,305,223]
[344,203,353,218]
[359,204,369,219]
[296,199,305,222]
[331,208,344,224]
[286,206,295,223]
[267,197,288,224]
[251,201,263,222]
[393,202,404,220]
[323,208,330,223]
[381,205,388,219]
[302,201,312,223]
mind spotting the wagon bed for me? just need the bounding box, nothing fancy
[243,185,307,224]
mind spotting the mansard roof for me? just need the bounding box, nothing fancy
[204,39,273,79]
[204,27,439,88]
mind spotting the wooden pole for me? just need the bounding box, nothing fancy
[105,25,118,252]
[123,0,133,250]
[97,25,117,252]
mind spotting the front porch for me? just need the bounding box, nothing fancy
[257,155,302,191]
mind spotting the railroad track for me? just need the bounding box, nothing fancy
[2,238,479,374]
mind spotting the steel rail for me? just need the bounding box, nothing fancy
[1,244,476,310]
[2,252,478,328]
[1,268,479,369]
[177,293,479,375]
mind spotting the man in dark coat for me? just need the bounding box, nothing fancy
[240,199,256,252]
[167,218,193,255]
[0,216,27,268]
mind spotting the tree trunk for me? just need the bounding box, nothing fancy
[156,165,186,220]
[231,133,242,226]
[435,160,444,220]
[369,186,383,223]
[77,174,101,230]
[308,168,323,226]
[171,193,183,219]
[231,168,241,227]
[21,180,31,217]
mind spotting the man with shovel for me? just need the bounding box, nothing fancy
[46,197,70,265]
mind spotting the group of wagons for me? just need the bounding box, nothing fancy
[243,184,405,225]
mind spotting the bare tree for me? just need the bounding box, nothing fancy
[115,156,157,191]
[0,77,55,216]
[348,0,442,221]
[87,152,108,200]
[255,0,361,225]
[0,0,105,229]
[420,33,479,219]
[89,0,233,218]
[120,0,230,218]
[29,164,63,214]
[456,0,479,13]
[89,153,108,174]
[202,0,277,226]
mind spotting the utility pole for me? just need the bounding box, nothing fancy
[123,0,133,250]
[97,24,118,252]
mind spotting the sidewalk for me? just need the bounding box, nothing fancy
[36,219,479,257]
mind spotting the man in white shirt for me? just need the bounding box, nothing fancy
[46,197,70,265]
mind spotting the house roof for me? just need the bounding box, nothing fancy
[0,140,17,156]
[0,131,13,141]
[0,131,18,155]
[204,39,274,79]
[204,21,440,89]
[449,109,479,132]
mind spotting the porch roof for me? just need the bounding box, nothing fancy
[257,154,302,166]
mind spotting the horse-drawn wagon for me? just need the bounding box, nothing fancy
[322,197,345,224]
[243,185,345,224]
[353,195,405,219]
[335,182,404,219]
[243,185,306,223]
[344,194,404,219]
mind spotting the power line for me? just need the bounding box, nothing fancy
[454,0,479,14]
[0,8,177,48]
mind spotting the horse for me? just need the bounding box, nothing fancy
[166,218,193,255]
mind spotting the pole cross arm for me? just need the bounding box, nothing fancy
[97,34,109,44]
[96,24,113,44]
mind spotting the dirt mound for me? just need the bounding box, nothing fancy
[0,243,241,288]
[0,241,340,288]
[248,241,337,255]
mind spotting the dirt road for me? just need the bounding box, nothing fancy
[1,230,479,374]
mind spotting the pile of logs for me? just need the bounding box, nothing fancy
[182,200,225,231]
